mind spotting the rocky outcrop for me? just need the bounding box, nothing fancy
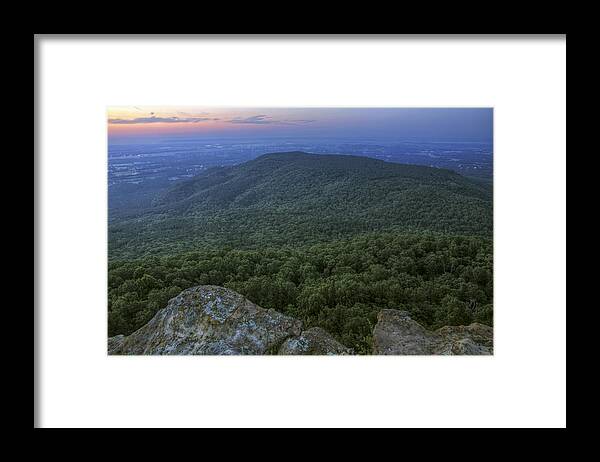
[278,327,353,355]
[108,285,303,355]
[372,309,493,355]
[434,324,494,355]
[108,286,492,355]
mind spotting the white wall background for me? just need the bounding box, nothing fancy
[36,36,566,428]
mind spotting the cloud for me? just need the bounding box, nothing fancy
[227,115,274,124]
[177,111,211,116]
[109,115,220,124]
[227,115,316,125]
[108,112,317,126]
[281,119,316,125]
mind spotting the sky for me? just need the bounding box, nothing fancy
[107,107,493,143]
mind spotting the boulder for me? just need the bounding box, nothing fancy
[278,327,354,355]
[434,323,494,355]
[108,285,302,355]
[372,309,493,355]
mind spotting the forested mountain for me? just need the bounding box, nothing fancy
[108,152,493,353]
[109,152,492,259]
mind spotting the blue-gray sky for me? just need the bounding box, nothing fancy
[108,107,493,142]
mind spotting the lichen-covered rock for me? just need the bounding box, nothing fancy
[434,323,493,355]
[108,285,302,355]
[372,309,493,355]
[371,310,434,354]
[278,327,354,355]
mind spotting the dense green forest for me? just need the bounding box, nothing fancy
[109,232,492,353]
[108,152,493,353]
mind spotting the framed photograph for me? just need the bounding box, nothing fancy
[35,34,566,428]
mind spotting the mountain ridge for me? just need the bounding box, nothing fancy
[152,151,491,210]
[109,151,492,259]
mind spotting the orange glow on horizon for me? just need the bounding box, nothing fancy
[107,106,303,138]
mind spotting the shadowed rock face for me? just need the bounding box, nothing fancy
[372,309,493,355]
[108,286,302,355]
[279,327,354,355]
